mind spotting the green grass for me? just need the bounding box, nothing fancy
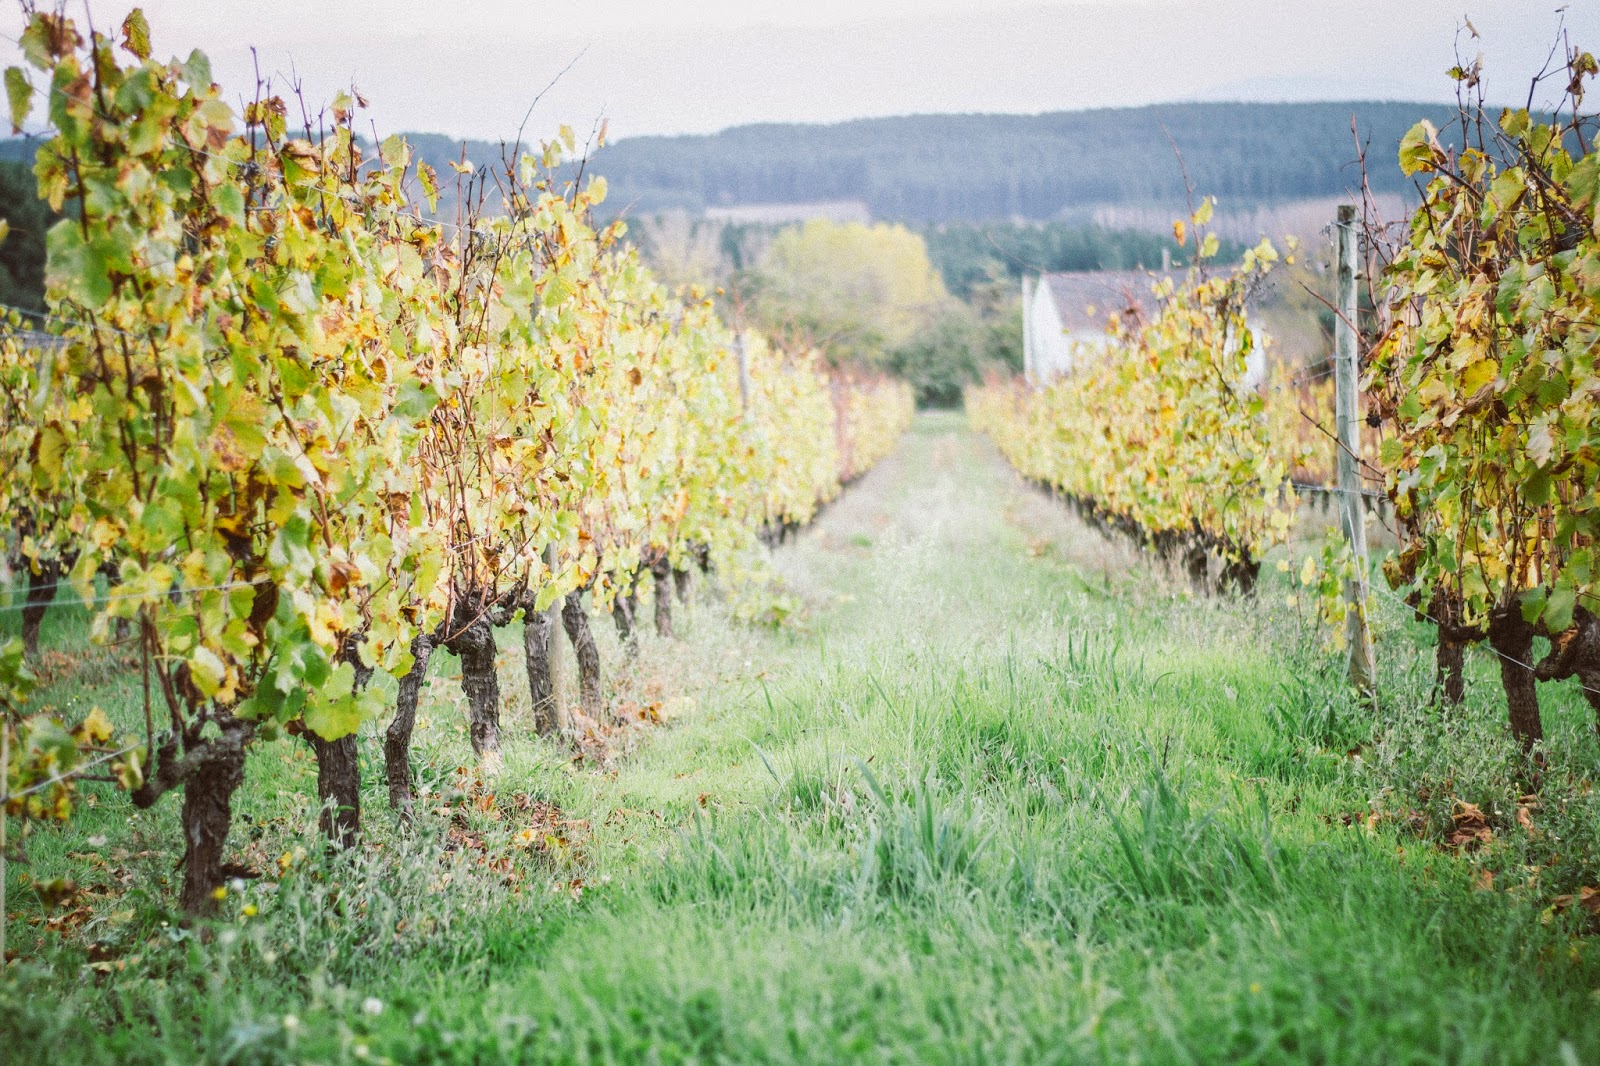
[4,412,1600,1063]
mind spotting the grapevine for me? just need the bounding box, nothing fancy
[972,229,1304,590]
[1366,45,1600,746]
[0,9,913,913]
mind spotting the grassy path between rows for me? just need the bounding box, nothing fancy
[6,412,1600,1063]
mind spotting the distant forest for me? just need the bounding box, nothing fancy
[575,101,1462,223]
[920,222,1220,297]
[0,101,1463,230]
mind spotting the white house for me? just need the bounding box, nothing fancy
[1022,270,1172,381]
[1022,269,1266,388]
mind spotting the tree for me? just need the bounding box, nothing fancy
[0,158,60,312]
[887,303,986,408]
[886,260,1022,407]
[750,220,944,365]
[966,268,1024,375]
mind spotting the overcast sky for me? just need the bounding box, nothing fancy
[4,1,1595,141]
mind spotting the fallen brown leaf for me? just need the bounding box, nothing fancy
[1445,800,1494,850]
[1548,888,1600,918]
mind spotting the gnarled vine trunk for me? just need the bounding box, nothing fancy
[611,575,640,661]
[133,715,255,917]
[179,735,249,915]
[650,555,674,638]
[1488,606,1542,750]
[1432,588,1469,708]
[307,644,374,848]
[1535,607,1600,735]
[308,733,360,847]
[385,635,433,820]
[562,591,603,720]
[612,590,635,644]
[1182,543,1210,593]
[673,567,691,605]
[524,601,568,737]
[20,557,61,660]
[1219,553,1259,597]
[1436,637,1466,707]
[445,617,502,758]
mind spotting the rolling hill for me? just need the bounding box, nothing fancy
[0,100,1465,230]
[566,101,1457,222]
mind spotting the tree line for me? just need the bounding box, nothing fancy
[575,102,1461,223]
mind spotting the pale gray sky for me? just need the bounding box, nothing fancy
[4,1,1595,140]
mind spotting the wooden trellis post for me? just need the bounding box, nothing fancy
[736,332,752,418]
[1,724,8,969]
[1336,204,1377,697]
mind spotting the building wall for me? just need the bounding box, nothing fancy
[1021,276,1034,379]
[1023,273,1271,389]
[1024,281,1078,382]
